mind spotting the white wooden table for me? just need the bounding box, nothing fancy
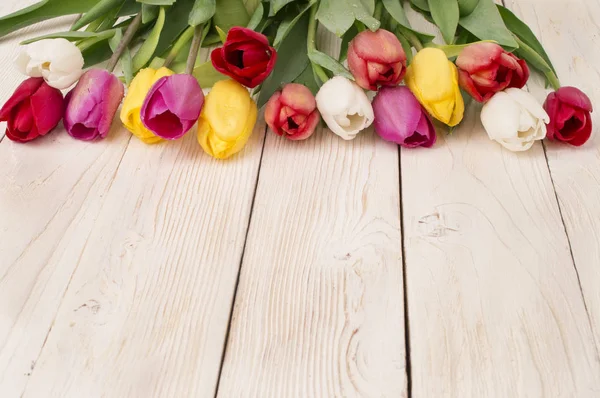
[1,0,599,397]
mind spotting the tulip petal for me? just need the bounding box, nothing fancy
[456,42,504,73]
[29,81,65,136]
[556,86,593,112]
[505,88,549,124]
[281,84,316,115]
[351,30,406,64]
[481,91,521,140]
[265,91,283,136]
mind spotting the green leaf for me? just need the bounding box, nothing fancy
[396,31,413,64]
[132,6,166,71]
[155,0,196,55]
[382,0,435,44]
[213,0,250,31]
[0,0,99,37]
[410,0,429,12]
[428,0,459,44]
[137,0,175,4]
[339,24,359,62]
[71,0,125,31]
[458,0,517,49]
[273,1,315,48]
[293,62,319,94]
[317,0,380,37]
[215,25,228,42]
[257,13,310,108]
[246,2,263,30]
[20,31,98,44]
[308,49,354,80]
[189,0,216,26]
[109,28,134,84]
[270,0,295,16]
[457,0,479,16]
[192,61,228,88]
[77,29,117,51]
[142,4,159,23]
[497,4,556,74]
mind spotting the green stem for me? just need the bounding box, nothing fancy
[185,25,204,75]
[399,27,423,51]
[164,26,195,68]
[545,71,561,91]
[512,34,560,90]
[106,13,142,73]
[307,4,329,84]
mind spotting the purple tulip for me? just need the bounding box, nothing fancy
[373,86,436,148]
[141,74,204,140]
[64,69,124,141]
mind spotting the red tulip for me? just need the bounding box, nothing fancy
[372,86,436,148]
[348,29,407,91]
[64,69,124,141]
[264,83,320,141]
[0,77,64,143]
[456,42,529,102]
[544,86,593,146]
[211,27,277,88]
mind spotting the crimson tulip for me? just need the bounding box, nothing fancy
[544,86,593,146]
[0,77,64,143]
[348,29,407,91]
[264,83,320,141]
[372,86,436,148]
[211,27,277,88]
[64,69,124,141]
[456,42,529,102]
[141,74,204,140]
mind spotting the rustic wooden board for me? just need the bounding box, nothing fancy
[401,4,600,397]
[504,0,600,350]
[217,32,407,398]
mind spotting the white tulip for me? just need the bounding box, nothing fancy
[315,76,374,140]
[15,38,84,90]
[481,88,549,152]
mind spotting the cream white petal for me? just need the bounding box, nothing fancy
[505,88,549,123]
[480,91,521,140]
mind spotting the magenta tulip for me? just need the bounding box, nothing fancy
[373,86,436,148]
[544,86,593,146]
[141,74,204,140]
[64,69,124,140]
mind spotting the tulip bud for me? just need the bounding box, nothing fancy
[121,67,174,144]
[373,86,436,148]
[197,79,257,159]
[211,27,277,89]
[63,69,124,141]
[15,38,84,90]
[543,86,593,146]
[481,88,549,152]
[315,76,374,140]
[264,83,320,141]
[141,74,204,140]
[0,77,64,143]
[456,42,529,103]
[348,29,407,91]
[405,48,464,127]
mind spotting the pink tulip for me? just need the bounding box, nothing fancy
[264,83,320,140]
[373,86,436,148]
[64,69,124,140]
[141,74,204,140]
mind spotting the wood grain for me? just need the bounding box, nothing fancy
[402,5,600,397]
[217,32,407,397]
[504,0,600,351]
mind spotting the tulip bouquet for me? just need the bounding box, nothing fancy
[0,0,593,157]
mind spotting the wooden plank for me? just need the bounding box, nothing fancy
[503,0,600,350]
[217,33,407,397]
[14,117,266,396]
[401,5,600,397]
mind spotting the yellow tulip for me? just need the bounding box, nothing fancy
[405,48,464,127]
[120,67,174,144]
[197,79,257,159]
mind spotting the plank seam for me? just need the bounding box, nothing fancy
[541,141,600,354]
[19,134,134,393]
[213,124,269,398]
[399,147,412,398]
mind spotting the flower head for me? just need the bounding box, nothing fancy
[405,48,464,126]
[481,88,549,151]
[64,69,124,141]
[0,77,64,142]
[543,86,593,146]
[315,76,374,140]
[211,27,277,88]
[197,79,257,159]
[265,83,320,140]
[15,38,84,90]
